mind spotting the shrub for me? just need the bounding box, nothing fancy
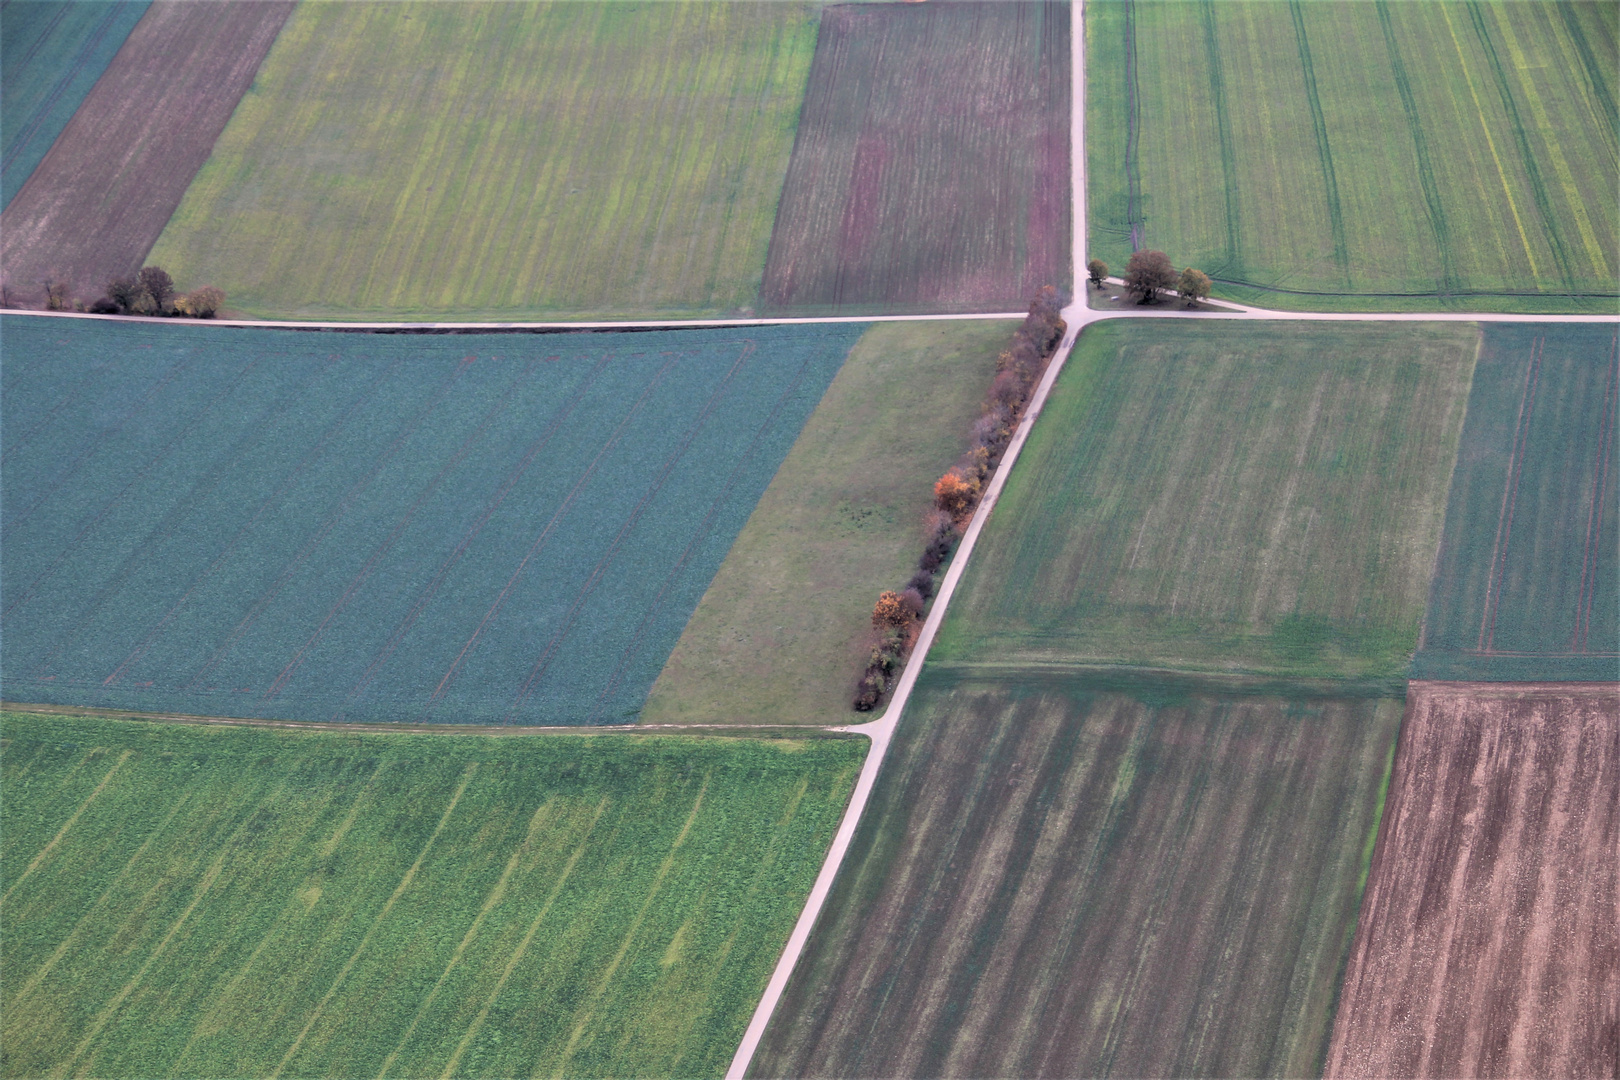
[89,297,120,314]
[872,590,914,631]
[184,286,225,318]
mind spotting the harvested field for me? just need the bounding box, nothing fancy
[752,671,1402,1079]
[642,320,1012,726]
[1325,681,1619,1080]
[0,316,858,724]
[146,2,818,321]
[1416,324,1618,681]
[1086,0,1619,313]
[0,1,291,307]
[931,320,1477,681]
[0,710,863,1078]
[0,0,150,210]
[761,1,1069,316]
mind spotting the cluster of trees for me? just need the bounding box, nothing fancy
[854,286,1068,711]
[1086,252,1211,307]
[88,266,224,318]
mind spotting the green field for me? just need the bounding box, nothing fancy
[145,2,818,320]
[1415,323,1618,680]
[0,711,863,1078]
[931,320,1478,682]
[754,672,1401,1078]
[1087,0,1619,312]
[642,320,1012,725]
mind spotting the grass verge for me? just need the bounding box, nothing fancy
[641,319,1013,725]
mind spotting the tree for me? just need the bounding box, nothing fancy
[1178,267,1212,307]
[137,266,174,314]
[1087,258,1109,288]
[934,470,979,518]
[871,590,914,631]
[43,279,70,311]
[1124,249,1176,303]
[106,276,142,313]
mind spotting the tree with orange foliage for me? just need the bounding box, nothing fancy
[934,470,979,519]
[871,590,912,631]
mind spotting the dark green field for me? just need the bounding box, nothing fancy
[0,316,858,725]
[1415,324,1618,680]
[931,320,1478,682]
[0,0,150,209]
[1086,0,1619,312]
[753,671,1400,1079]
[0,711,863,1078]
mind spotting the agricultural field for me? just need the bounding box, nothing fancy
[752,672,1401,1078]
[0,0,292,307]
[1325,681,1618,1080]
[0,0,150,210]
[1086,0,1619,312]
[930,320,1478,682]
[145,2,818,321]
[1416,323,1618,681]
[761,0,1069,316]
[643,320,1012,726]
[0,710,864,1078]
[0,316,860,725]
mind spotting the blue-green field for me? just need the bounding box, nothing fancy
[1415,323,1618,680]
[0,0,150,209]
[0,316,859,723]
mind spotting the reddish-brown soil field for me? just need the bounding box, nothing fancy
[0,1,292,306]
[753,671,1401,1078]
[760,1,1069,316]
[1326,680,1619,1080]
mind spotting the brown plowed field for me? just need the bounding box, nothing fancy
[0,1,292,306]
[1326,680,1620,1080]
[760,1,1069,315]
[753,671,1401,1079]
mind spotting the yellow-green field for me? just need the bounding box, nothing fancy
[1,712,862,1078]
[642,320,1013,725]
[146,2,818,320]
[1087,0,1618,312]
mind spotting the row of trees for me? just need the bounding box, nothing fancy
[854,286,1069,711]
[90,266,224,318]
[1087,251,1211,307]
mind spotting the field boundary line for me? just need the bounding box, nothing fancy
[0,748,131,907]
[1574,334,1618,650]
[269,763,478,1080]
